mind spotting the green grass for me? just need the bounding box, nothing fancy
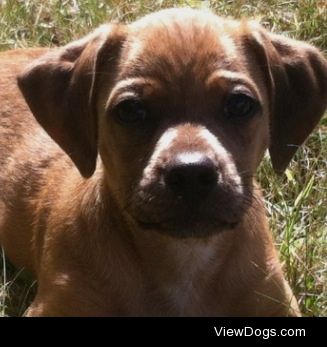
[0,0,326,316]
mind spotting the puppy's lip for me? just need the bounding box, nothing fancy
[132,215,239,232]
[133,217,162,229]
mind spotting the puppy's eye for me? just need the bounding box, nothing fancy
[224,93,259,119]
[115,99,147,124]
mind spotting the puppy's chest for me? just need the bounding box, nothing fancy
[101,235,230,316]
[155,280,210,316]
[138,244,225,316]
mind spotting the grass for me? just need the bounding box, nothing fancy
[0,0,326,316]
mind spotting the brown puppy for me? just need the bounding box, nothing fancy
[0,8,326,316]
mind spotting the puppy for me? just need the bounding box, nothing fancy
[0,8,326,316]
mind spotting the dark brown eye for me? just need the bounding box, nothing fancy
[115,99,147,124]
[224,93,259,119]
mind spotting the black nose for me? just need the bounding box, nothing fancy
[164,153,218,199]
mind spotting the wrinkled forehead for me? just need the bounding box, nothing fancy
[120,9,243,82]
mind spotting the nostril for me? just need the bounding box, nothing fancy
[164,153,218,197]
[198,167,218,187]
[166,169,185,188]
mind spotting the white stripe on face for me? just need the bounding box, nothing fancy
[174,152,204,165]
[140,128,178,187]
[198,128,242,194]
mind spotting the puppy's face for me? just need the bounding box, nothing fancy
[18,9,327,238]
[98,11,270,237]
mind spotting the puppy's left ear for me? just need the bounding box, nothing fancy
[244,25,327,173]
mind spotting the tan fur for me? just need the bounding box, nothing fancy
[1,8,326,316]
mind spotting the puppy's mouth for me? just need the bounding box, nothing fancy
[128,185,248,238]
[133,214,239,238]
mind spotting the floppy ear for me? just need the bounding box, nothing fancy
[267,34,327,173]
[18,25,125,177]
[242,24,327,173]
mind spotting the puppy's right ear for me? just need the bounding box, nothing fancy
[18,25,126,178]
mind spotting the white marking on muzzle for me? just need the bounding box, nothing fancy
[140,128,178,187]
[140,126,242,195]
[199,128,242,194]
[175,152,204,165]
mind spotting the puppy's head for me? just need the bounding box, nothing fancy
[18,9,327,238]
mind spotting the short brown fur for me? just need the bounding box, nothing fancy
[1,9,326,316]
